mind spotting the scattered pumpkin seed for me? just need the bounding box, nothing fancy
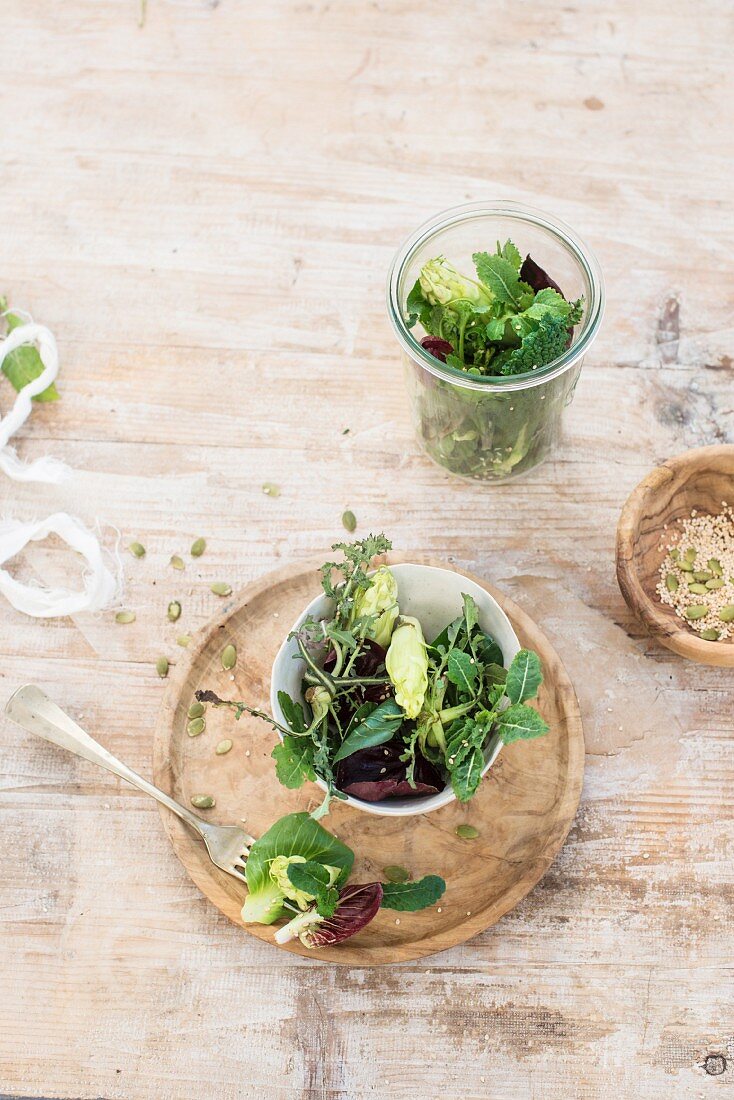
[191,794,215,809]
[215,739,233,755]
[342,509,357,533]
[221,644,237,670]
[187,717,206,737]
[383,865,410,883]
[684,547,697,562]
[211,582,232,597]
[706,578,725,590]
[177,634,192,647]
[156,656,169,678]
[455,824,480,839]
[191,537,206,558]
[700,629,720,641]
[678,560,694,572]
[188,701,205,720]
[665,574,679,592]
[262,482,281,497]
[669,548,680,562]
[170,554,185,571]
[115,610,136,624]
[128,541,146,558]
[692,571,712,582]
[708,558,723,576]
[167,600,182,622]
[718,605,734,623]
[688,583,708,595]
[684,605,708,620]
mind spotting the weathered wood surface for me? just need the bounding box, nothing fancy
[0,1,732,1097]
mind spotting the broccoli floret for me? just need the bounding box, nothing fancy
[498,313,572,377]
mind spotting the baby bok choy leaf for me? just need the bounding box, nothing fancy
[242,813,353,925]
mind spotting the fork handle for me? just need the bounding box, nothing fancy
[5,684,208,836]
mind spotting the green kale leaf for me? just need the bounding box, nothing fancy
[1,310,59,402]
[379,874,446,911]
[505,649,543,704]
[495,702,549,744]
[272,736,316,788]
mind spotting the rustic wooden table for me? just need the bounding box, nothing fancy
[1,3,732,1098]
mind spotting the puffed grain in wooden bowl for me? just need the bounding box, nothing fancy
[616,444,734,667]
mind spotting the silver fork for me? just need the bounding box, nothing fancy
[4,684,254,884]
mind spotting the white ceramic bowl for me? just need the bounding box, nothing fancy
[270,563,521,817]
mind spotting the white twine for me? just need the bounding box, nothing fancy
[0,320,72,483]
[0,513,121,617]
[0,314,119,617]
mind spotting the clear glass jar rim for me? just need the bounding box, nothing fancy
[386,200,605,392]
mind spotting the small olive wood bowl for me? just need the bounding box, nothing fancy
[616,444,734,667]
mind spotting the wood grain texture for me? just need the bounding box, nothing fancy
[0,0,733,1097]
[153,554,584,964]
[617,444,734,666]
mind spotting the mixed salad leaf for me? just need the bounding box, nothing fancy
[406,242,583,378]
[403,243,586,481]
[200,535,549,814]
[0,301,60,402]
[242,812,446,949]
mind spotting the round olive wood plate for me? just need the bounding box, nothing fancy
[153,554,584,965]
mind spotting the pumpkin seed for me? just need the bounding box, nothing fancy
[706,578,725,590]
[455,824,480,839]
[211,582,232,597]
[156,656,169,678]
[684,547,697,562]
[718,605,734,623]
[708,558,723,576]
[679,560,694,572]
[187,717,205,737]
[128,541,146,558]
[170,554,185,571]
[688,583,708,594]
[684,605,708,620]
[167,600,182,622]
[215,739,233,755]
[177,634,192,647]
[692,571,712,582]
[700,629,720,641]
[115,610,136,624]
[262,482,281,497]
[342,510,357,533]
[669,549,680,562]
[191,794,215,809]
[188,701,205,720]
[665,574,679,592]
[383,865,410,883]
[191,537,206,558]
[221,644,237,670]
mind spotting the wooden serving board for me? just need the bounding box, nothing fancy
[153,554,584,965]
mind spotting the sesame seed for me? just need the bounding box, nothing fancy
[656,504,734,640]
[395,918,400,925]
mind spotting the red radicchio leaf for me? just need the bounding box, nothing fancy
[336,739,444,801]
[520,255,564,297]
[303,882,383,948]
[342,778,441,801]
[420,336,454,363]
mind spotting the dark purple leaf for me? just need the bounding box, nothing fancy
[520,255,564,296]
[303,882,383,948]
[336,738,444,802]
[342,778,441,801]
[420,336,454,363]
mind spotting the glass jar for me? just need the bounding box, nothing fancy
[387,201,604,482]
